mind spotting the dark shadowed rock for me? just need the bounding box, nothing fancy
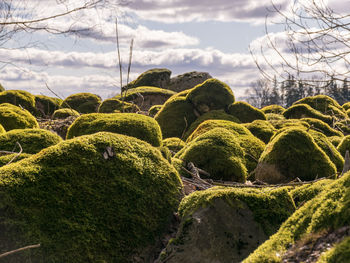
[168,71,212,92]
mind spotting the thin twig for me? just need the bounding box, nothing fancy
[0,244,40,258]
[5,141,23,165]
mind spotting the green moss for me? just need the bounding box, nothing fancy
[98,98,139,113]
[301,118,343,137]
[266,113,285,121]
[0,153,32,167]
[0,103,39,131]
[67,113,162,147]
[179,187,295,236]
[317,236,350,263]
[175,128,247,182]
[228,101,267,123]
[336,135,350,157]
[186,78,235,114]
[243,171,350,263]
[268,119,309,131]
[0,90,37,115]
[342,102,350,111]
[62,93,101,114]
[171,157,189,178]
[0,132,183,263]
[35,95,61,117]
[244,120,276,144]
[52,108,80,119]
[115,86,176,102]
[155,97,197,139]
[256,128,337,183]
[294,95,345,117]
[162,137,186,153]
[148,105,162,117]
[0,129,62,154]
[328,136,342,147]
[346,108,350,118]
[283,104,333,124]
[0,123,5,134]
[183,109,241,140]
[124,68,171,89]
[261,105,285,114]
[0,83,4,92]
[334,120,350,135]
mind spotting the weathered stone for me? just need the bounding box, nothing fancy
[168,71,212,92]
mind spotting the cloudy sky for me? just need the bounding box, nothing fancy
[0,0,347,99]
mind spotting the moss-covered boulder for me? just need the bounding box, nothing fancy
[0,132,183,263]
[283,103,333,124]
[155,97,197,139]
[0,153,32,167]
[186,78,235,114]
[52,108,80,119]
[243,171,350,263]
[0,90,37,115]
[183,109,240,140]
[98,98,139,113]
[329,135,342,147]
[162,137,186,153]
[334,119,350,135]
[168,71,212,92]
[67,113,162,147]
[342,101,350,111]
[35,95,62,117]
[228,101,266,123]
[261,104,285,114]
[0,103,39,131]
[244,120,276,144]
[159,187,295,263]
[175,128,247,182]
[115,86,176,111]
[268,119,310,130]
[61,93,101,114]
[301,117,343,137]
[124,68,171,89]
[266,113,285,121]
[256,128,337,184]
[337,135,350,157]
[148,105,162,117]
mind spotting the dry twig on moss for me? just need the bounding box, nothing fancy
[0,244,40,259]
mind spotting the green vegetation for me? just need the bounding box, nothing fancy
[337,135,350,157]
[268,119,309,130]
[265,113,285,120]
[52,108,80,119]
[0,153,32,167]
[261,105,285,114]
[148,105,163,117]
[186,78,235,114]
[228,101,266,123]
[115,86,176,101]
[61,93,101,113]
[98,98,139,113]
[175,128,247,182]
[256,128,337,183]
[301,118,343,137]
[0,83,4,92]
[328,136,342,147]
[283,103,333,124]
[317,236,350,263]
[244,120,276,144]
[123,68,171,89]
[0,90,37,115]
[342,101,350,111]
[0,123,5,134]
[0,129,62,154]
[67,113,163,147]
[35,95,62,117]
[0,103,39,131]
[162,137,186,153]
[0,132,183,263]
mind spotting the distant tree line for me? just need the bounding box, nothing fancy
[245,75,350,108]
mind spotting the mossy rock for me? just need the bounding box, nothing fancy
[342,101,350,111]
[98,98,139,113]
[35,95,62,117]
[346,108,350,118]
[0,90,37,115]
[243,171,350,263]
[301,117,343,137]
[336,135,350,157]
[160,187,295,263]
[162,137,186,153]
[124,68,171,89]
[52,108,80,119]
[283,103,333,124]
[328,135,342,147]
[256,128,337,184]
[0,123,5,134]
[61,93,101,114]
[266,113,285,120]
[148,105,162,117]
[294,95,345,117]
[67,113,162,147]
[186,78,235,114]
[0,153,32,167]
[0,132,183,263]
[175,128,247,182]
[334,120,350,135]
[0,103,39,131]
[0,129,62,154]
[268,119,310,130]
[317,236,350,263]
[183,109,241,140]
[228,101,266,123]
[261,104,285,114]
[155,97,197,139]
[0,83,4,92]
[244,120,276,144]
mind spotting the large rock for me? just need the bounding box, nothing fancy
[0,103,39,131]
[123,68,172,90]
[0,90,37,115]
[61,92,101,114]
[167,71,212,92]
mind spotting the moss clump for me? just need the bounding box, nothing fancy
[0,103,39,131]
[67,113,162,147]
[98,98,139,113]
[0,132,183,263]
[294,95,345,117]
[155,97,197,139]
[244,120,276,144]
[162,137,186,153]
[0,129,62,154]
[0,123,5,134]
[334,120,350,135]
[256,128,337,184]
[52,108,80,119]
[336,135,350,157]
[0,90,37,114]
[261,105,285,114]
[266,113,285,120]
[186,78,235,114]
[124,68,171,89]
[242,171,350,263]
[35,95,62,117]
[148,105,162,117]
[61,93,101,114]
[228,101,266,123]
[328,136,342,147]
[183,109,240,140]
[175,128,247,182]
[342,102,350,111]
[283,104,333,124]
[115,86,176,101]
[268,119,310,130]
[0,153,32,167]
[301,118,343,137]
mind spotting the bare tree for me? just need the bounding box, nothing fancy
[245,79,272,108]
